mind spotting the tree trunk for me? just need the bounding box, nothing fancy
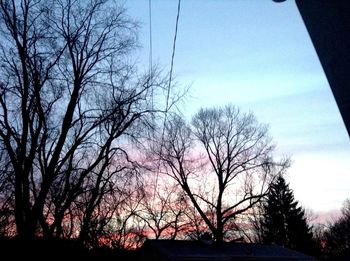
[215,226,224,244]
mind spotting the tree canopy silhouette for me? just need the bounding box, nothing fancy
[322,199,350,259]
[261,175,315,255]
[0,0,167,241]
[154,105,289,243]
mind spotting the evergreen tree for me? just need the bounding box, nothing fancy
[261,175,315,255]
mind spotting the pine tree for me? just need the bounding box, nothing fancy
[261,175,315,255]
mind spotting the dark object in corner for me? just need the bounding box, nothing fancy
[296,0,350,137]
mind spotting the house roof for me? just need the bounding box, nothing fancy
[141,240,316,261]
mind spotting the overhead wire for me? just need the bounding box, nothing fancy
[158,0,181,161]
[160,0,181,152]
[164,0,181,116]
[148,0,153,75]
[152,0,182,202]
[149,0,154,112]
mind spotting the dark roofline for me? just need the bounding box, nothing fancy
[142,240,317,261]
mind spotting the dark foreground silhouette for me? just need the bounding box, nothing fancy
[0,238,139,261]
[1,237,349,261]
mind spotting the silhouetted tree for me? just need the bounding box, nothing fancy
[136,178,190,240]
[244,202,265,243]
[82,176,146,249]
[322,199,350,259]
[0,0,167,240]
[0,148,15,236]
[261,175,315,255]
[155,105,289,243]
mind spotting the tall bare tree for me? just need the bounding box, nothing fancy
[0,0,166,240]
[157,105,289,243]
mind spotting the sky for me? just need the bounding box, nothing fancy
[125,0,350,216]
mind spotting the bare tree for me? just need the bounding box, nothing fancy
[0,0,166,240]
[0,147,15,236]
[245,202,265,243]
[322,199,350,259]
[136,177,189,240]
[103,181,146,250]
[157,105,289,243]
[183,204,209,241]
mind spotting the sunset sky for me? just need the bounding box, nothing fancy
[125,0,350,215]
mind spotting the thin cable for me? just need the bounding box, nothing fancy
[165,0,181,115]
[148,0,153,73]
[154,0,181,202]
[149,0,158,205]
[160,0,181,150]
[160,0,181,154]
[148,0,154,112]
[158,0,181,157]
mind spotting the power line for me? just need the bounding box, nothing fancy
[165,0,181,115]
[149,0,154,112]
[159,0,181,156]
[153,0,181,202]
[148,0,153,73]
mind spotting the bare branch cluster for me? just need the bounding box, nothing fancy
[151,105,289,242]
[0,0,169,243]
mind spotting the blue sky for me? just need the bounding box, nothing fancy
[125,0,350,213]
